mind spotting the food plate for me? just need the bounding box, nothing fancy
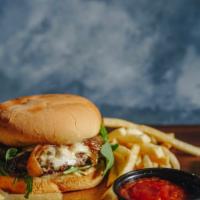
[1,120,199,200]
[62,124,200,200]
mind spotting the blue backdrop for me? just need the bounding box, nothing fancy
[0,0,200,124]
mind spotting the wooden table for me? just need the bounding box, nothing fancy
[63,125,200,199]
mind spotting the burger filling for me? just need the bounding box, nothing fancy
[0,136,103,177]
[39,144,91,173]
[38,136,102,174]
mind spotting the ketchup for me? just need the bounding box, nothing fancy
[120,177,187,200]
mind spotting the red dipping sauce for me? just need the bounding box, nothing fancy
[119,177,187,200]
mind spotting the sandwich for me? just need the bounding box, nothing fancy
[0,94,114,198]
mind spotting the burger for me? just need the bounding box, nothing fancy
[0,94,114,198]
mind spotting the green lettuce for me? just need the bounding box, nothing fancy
[100,125,117,175]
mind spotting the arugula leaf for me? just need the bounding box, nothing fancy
[5,148,18,161]
[100,142,114,176]
[111,143,119,151]
[24,176,33,199]
[100,124,115,176]
[78,165,91,170]
[63,166,79,175]
[100,125,109,142]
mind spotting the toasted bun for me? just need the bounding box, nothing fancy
[0,167,104,195]
[0,179,107,200]
[0,94,101,146]
[50,167,104,192]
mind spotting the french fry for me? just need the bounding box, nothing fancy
[140,125,200,156]
[108,128,126,141]
[104,118,139,129]
[150,136,157,144]
[122,145,140,173]
[160,164,172,168]
[143,155,153,168]
[126,128,147,137]
[107,145,140,187]
[168,133,175,138]
[162,147,180,169]
[107,145,131,187]
[152,162,159,168]
[104,117,200,156]
[107,165,118,188]
[135,156,142,169]
[127,128,151,143]
[161,133,174,149]
[108,128,151,145]
[140,143,168,165]
[101,186,117,200]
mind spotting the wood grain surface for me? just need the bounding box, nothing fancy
[63,126,200,200]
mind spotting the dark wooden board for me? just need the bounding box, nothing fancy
[63,126,200,199]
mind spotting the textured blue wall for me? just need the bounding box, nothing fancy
[0,0,200,124]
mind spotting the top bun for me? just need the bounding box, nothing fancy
[0,94,102,146]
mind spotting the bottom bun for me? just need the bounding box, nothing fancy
[51,167,104,192]
[0,167,104,195]
[0,179,107,200]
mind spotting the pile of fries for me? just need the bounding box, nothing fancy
[102,118,200,200]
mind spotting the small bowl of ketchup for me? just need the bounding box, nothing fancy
[113,168,200,200]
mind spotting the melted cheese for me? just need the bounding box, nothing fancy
[39,143,91,171]
[71,143,91,155]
